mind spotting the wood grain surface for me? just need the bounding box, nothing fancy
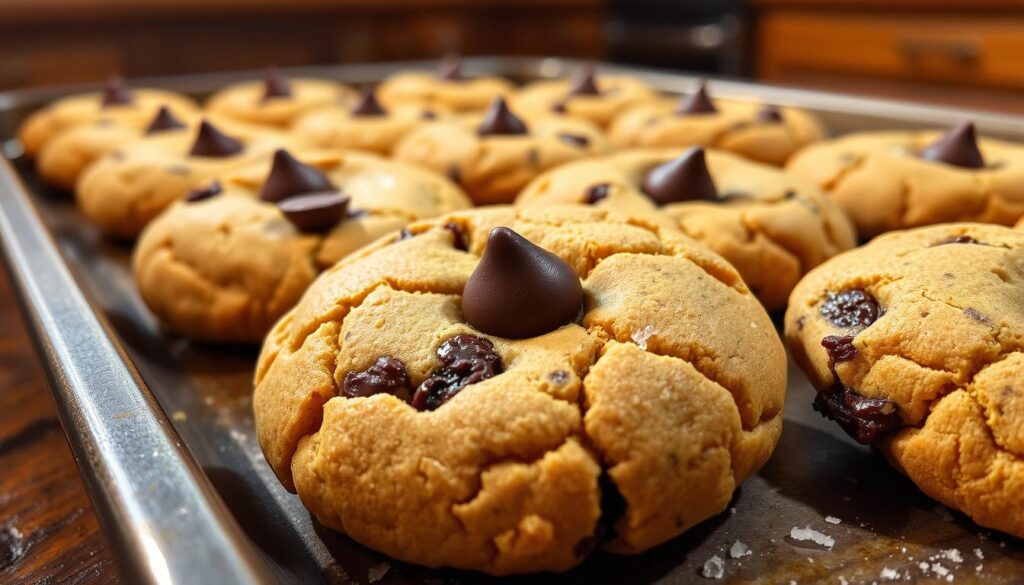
[0,267,120,584]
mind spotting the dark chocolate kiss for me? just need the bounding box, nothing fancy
[101,76,134,108]
[278,192,350,232]
[185,180,222,203]
[262,67,292,101]
[145,106,186,135]
[477,97,528,137]
[641,147,718,205]
[757,104,783,123]
[351,87,387,117]
[674,82,717,115]
[920,122,984,169]
[567,65,601,97]
[259,149,336,202]
[461,227,583,339]
[438,57,464,81]
[189,120,243,158]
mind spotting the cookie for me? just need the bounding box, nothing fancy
[786,122,1024,238]
[784,223,1024,539]
[608,81,824,166]
[511,66,657,129]
[517,147,856,309]
[205,68,356,129]
[393,97,611,205]
[290,86,446,155]
[377,58,514,112]
[253,204,786,573]
[76,119,282,238]
[18,76,198,158]
[133,148,471,342]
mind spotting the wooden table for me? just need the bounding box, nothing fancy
[0,267,120,583]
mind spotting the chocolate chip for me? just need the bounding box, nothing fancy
[673,81,717,115]
[145,106,186,135]
[552,101,568,114]
[813,383,901,444]
[462,227,583,339]
[185,181,222,203]
[262,67,292,101]
[567,65,601,97]
[820,289,881,328]
[558,133,589,148]
[343,356,411,400]
[438,56,464,81]
[278,192,349,233]
[585,183,610,204]
[477,97,528,137]
[822,335,857,364]
[351,86,387,117]
[920,122,984,169]
[411,334,503,411]
[964,307,995,327]
[420,109,437,120]
[757,104,783,123]
[259,149,335,202]
[100,76,134,107]
[641,147,718,205]
[931,234,980,246]
[446,164,461,185]
[443,221,468,251]
[189,120,243,158]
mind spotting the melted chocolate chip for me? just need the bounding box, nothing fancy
[343,356,411,399]
[259,149,336,202]
[262,67,292,101]
[101,76,134,107]
[278,192,349,232]
[585,183,610,204]
[931,234,980,246]
[477,97,528,137]
[558,133,589,148]
[185,181,222,203]
[673,82,717,115]
[189,121,243,158]
[567,65,601,97]
[641,147,717,205]
[411,334,503,411]
[757,104,783,123]
[552,101,568,114]
[443,221,468,251]
[351,87,387,117]
[820,289,881,328]
[813,383,901,444]
[438,57,464,81]
[145,106,186,135]
[920,122,984,169]
[822,335,857,364]
[461,227,584,339]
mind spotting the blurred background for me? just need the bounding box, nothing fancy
[2,0,1023,111]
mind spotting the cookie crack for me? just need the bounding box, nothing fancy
[823,152,868,192]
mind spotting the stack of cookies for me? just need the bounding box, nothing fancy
[18,59,1024,574]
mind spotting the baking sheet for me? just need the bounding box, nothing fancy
[4,58,1023,584]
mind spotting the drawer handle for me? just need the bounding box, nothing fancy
[899,38,980,63]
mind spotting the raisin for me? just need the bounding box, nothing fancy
[411,334,503,411]
[342,356,411,400]
[820,289,881,328]
[813,383,901,444]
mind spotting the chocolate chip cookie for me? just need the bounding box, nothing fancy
[393,97,611,205]
[608,82,824,166]
[377,57,514,113]
[787,123,1024,238]
[785,223,1024,539]
[511,66,656,129]
[133,148,471,342]
[205,68,356,129]
[254,205,787,573]
[517,147,856,309]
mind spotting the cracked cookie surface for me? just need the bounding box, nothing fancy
[517,148,856,309]
[133,149,471,343]
[784,223,1024,539]
[253,205,787,573]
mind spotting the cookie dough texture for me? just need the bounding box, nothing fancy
[133,150,471,343]
[518,148,856,309]
[785,223,1024,539]
[609,97,824,166]
[290,102,444,155]
[393,115,612,205]
[512,75,656,129]
[787,131,1024,237]
[206,78,356,128]
[18,88,198,157]
[378,71,514,112]
[254,205,786,573]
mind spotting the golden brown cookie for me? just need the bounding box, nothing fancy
[205,69,356,129]
[377,58,514,112]
[787,123,1024,238]
[393,97,611,205]
[18,77,198,158]
[609,82,824,166]
[511,67,657,129]
[253,205,786,573]
[784,223,1024,539]
[517,147,856,309]
[76,119,282,238]
[133,148,471,342]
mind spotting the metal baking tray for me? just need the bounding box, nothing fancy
[1,57,1022,585]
